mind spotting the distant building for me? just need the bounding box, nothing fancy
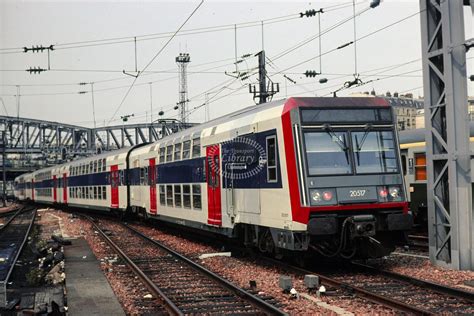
[350,91,424,130]
[415,96,474,128]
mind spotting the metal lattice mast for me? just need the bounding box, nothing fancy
[176,53,191,123]
[420,0,473,270]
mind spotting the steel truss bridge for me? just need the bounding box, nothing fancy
[0,115,195,181]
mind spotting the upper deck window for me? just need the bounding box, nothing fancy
[304,132,352,176]
[192,138,200,158]
[351,130,398,174]
[301,108,392,124]
[166,145,173,162]
[174,143,182,161]
[182,140,191,159]
[159,147,166,163]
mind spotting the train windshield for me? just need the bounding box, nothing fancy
[303,130,399,176]
[351,130,398,174]
[304,132,352,175]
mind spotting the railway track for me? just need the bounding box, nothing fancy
[264,257,474,315]
[86,216,287,315]
[0,206,36,307]
[407,234,429,252]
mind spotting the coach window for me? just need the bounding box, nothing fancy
[183,185,191,208]
[93,161,97,173]
[192,184,202,210]
[174,143,182,161]
[159,185,166,205]
[414,153,427,181]
[192,138,200,158]
[166,145,173,162]
[102,159,107,171]
[119,170,125,185]
[98,160,102,172]
[266,136,277,182]
[98,186,102,200]
[94,187,98,200]
[89,162,93,173]
[174,185,182,207]
[159,147,166,164]
[182,140,191,159]
[102,186,106,200]
[166,185,173,206]
[140,168,145,184]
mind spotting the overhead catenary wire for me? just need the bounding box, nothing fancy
[271,9,424,77]
[0,2,360,54]
[106,0,204,126]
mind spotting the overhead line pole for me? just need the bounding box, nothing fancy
[91,83,97,129]
[420,0,473,270]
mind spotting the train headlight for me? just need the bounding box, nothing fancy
[388,186,403,201]
[311,190,322,202]
[310,189,336,205]
[377,185,403,202]
[389,186,400,198]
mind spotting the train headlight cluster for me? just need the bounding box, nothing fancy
[377,185,403,202]
[389,186,400,199]
[310,189,336,205]
[311,190,322,202]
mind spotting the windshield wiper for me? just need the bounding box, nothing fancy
[323,124,350,164]
[356,123,373,152]
[323,124,347,151]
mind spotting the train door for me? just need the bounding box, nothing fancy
[149,158,157,214]
[206,145,222,226]
[31,179,35,201]
[110,165,119,208]
[63,173,68,205]
[53,175,57,202]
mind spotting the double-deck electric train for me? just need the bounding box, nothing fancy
[399,123,474,230]
[14,97,413,258]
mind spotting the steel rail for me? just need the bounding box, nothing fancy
[262,257,433,315]
[0,206,23,218]
[0,207,36,307]
[0,206,26,231]
[351,262,474,303]
[123,223,288,316]
[84,215,183,316]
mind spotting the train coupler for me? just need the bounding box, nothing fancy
[349,215,376,239]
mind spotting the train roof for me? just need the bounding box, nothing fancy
[399,121,474,144]
[146,96,390,143]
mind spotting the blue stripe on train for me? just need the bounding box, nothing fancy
[25,129,283,190]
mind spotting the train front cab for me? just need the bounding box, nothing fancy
[284,97,413,258]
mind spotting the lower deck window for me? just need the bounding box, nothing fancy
[159,185,166,205]
[166,185,173,206]
[183,185,191,208]
[174,185,182,207]
[192,184,201,210]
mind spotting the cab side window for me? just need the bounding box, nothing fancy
[266,135,277,183]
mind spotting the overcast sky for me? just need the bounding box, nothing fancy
[0,0,472,128]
